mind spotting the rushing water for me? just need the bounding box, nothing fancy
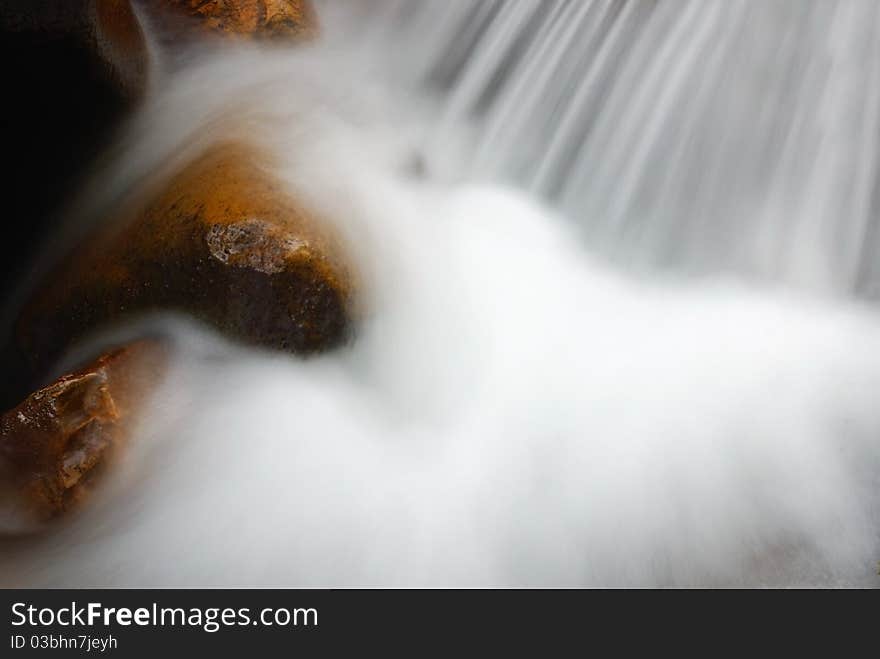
[2,1,880,586]
[330,0,880,295]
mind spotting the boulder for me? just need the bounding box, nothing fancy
[14,142,354,384]
[148,0,317,40]
[0,340,166,532]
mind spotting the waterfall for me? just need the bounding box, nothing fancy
[2,1,880,587]
[327,0,880,295]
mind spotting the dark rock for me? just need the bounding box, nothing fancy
[14,142,354,384]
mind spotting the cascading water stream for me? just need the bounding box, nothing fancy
[1,1,879,587]
[328,0,880,295]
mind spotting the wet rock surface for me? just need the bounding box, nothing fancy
[0,340,166,532]
[14,142,354,385]
[147,0,317,40]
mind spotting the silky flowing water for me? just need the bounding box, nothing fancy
[2,0,879,586]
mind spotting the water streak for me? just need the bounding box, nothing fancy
[331,0,880,294]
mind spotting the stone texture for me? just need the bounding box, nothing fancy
[14,142,354,384]
[0,341,166,532]
[151,0,317,40]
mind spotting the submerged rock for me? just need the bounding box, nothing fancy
[148,0,317,40]
[0,340,166,533]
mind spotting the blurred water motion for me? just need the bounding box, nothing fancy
[329,0,880,295]
[3,1,880,587]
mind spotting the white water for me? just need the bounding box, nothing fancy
[335,0,880,295]
[2,2,880,586]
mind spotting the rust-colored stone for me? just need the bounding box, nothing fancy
[151,0,317,40]
[0,341,166,532]
[14,142,353,383]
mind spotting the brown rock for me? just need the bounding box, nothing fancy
[0,340,166,532]
[14,142,353,383]
[150,0,317,40]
